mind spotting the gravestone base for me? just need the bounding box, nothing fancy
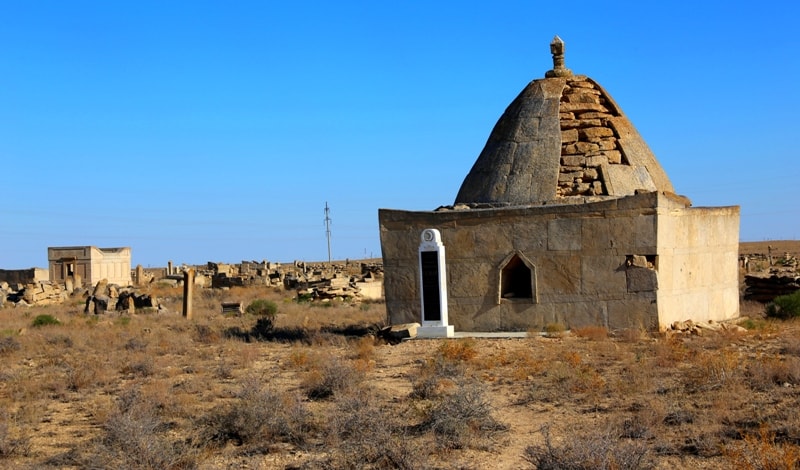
[417,324,454,338]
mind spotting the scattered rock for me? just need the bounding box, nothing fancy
[378,323,421,344]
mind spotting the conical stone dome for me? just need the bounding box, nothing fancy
[455,36,675,206]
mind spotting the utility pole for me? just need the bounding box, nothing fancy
[324,202,332,266]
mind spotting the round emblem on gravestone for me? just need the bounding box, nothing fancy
[422,229,435,242]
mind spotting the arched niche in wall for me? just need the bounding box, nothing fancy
[498,251,538,304]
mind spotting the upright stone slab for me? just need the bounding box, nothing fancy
[183,269,194,319]
[417,229,454,338]
[135,264,144,286]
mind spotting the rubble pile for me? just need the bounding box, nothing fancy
[2,259,385,309]
[744,273,800,302]
[296,275,363,303]
[2,281,68,307]
[667,319,747,336]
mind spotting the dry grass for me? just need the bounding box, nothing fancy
[4,283,800,468]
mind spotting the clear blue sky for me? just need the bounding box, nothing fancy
[1,1,798,269]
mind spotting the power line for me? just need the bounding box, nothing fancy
[324,201,332,265]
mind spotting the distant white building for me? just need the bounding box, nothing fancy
[48,246,132,287]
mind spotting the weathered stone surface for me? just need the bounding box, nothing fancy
[602,164,657,197]
[92,279,109,297]
[626,266,658,292]
[561,155,585,166]
[560,119,602,129]
[536,254,581,295]
[598,138,617,150]
[568,80,595,89]
[558,172,579,184]
[559,102,609,113]
[93,295,110,315]
[604,150,623,164]
[380,41,737,332]
[548,218,582,251]
[573,182,590,193]
[455,78,564,205]
[563,93,600,104]
[574,142,600,154]
[579,112,612,120]
[378,322,420,344]
[586,155,609,167]
[580,127,615,140]
[561,129,579,143]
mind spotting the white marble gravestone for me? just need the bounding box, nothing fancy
[417,228,454,338]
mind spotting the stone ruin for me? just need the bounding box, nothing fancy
[2,254,385,310]
[741,250,800,302]
[1,277,159,313]
[379,37,740,332]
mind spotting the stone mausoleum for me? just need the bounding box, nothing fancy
[379,37,740,332]
[48,246,132,287]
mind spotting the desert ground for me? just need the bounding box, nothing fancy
[1,241,800,469]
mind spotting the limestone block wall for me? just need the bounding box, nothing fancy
[48,247,91,284]
[655,206,740,326]
[89,247,132,286]
[379,193,705,332]
[556,76,675,200]
[48,246,131,287]
[381,192,740,331]
[0,268,48,285]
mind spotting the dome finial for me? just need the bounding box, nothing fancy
[545,35,572,78]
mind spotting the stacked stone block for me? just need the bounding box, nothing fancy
[557,76,625,197]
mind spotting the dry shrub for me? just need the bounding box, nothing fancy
[351,335,376,361]
[410,354,467,400]
[618,327,646,343]
[437,338,478,362]
[523,424,649,469]
[301,356,364,400]
[613,364,656,396]
[0,337,20,356]
[574,325,609,341]
[419,380,507,451]
[746,355,800,390]
[318,390,421,469]
[561,350,582,367]
[65,358,108,391]
[124,336,148,352]
[522,353,608,404]
[192,324,220,344]
[651,338,689,367]
[780,332,800,356]
[476,345,545,376]
[214,356,235,380]
[723,426,800,470]
[615,404,663,441]
[84,387,197,470]
[506,348,545,381]
[120,354,154,378]
[198,377,313,450]
[232,341,259,369]
[0,409,30,458]
[544,323,567,338]
[740,300,767,319]
[684,348,742,392]
[286,348,316,369]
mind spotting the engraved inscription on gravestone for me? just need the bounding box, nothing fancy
[420,251,441,321]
